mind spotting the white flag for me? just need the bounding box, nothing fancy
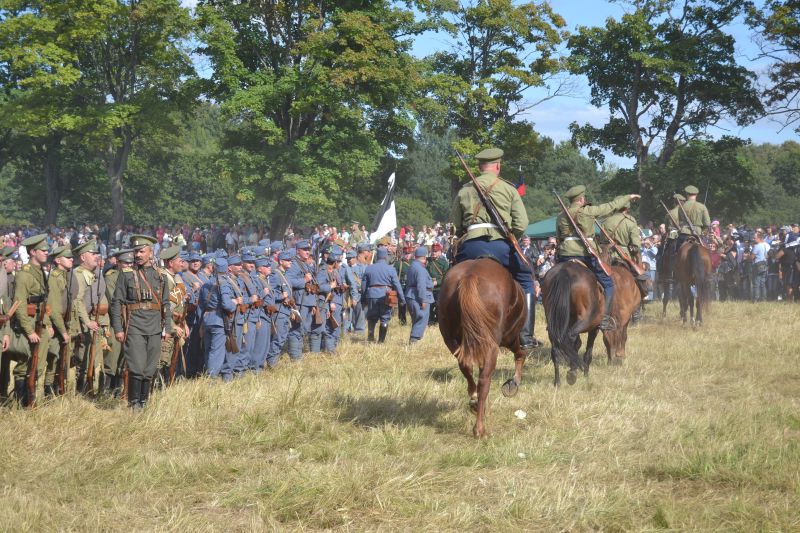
[370,172,397,244]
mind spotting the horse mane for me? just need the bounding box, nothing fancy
[453,274,498,369]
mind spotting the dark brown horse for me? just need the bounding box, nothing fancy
[662,241,712,326]
[542,261,641,386]
[438,258,527,438]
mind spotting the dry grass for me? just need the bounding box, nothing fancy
[1,301,799,531]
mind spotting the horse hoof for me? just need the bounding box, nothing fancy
[469,398,479,413]
[610,357,624,367]
[566,369,577,386]
[501,379,518,397]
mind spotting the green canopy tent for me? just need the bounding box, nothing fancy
[524,216,603,239]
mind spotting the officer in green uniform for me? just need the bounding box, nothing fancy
[71,240,110,395]
[10,234,52,406]
[426,242,449,324]
[603,205,643,265]
[104,249,133,396]
[451,148,536,347]
[44,246,74,397]
[157,245,188,387]
[0,245,17,401]
[556,186,640,330]
[110,235,170,410]
[677,185,711,247]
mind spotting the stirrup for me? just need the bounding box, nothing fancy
[599,315,617,331]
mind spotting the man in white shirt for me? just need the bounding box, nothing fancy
[751,231,769,302]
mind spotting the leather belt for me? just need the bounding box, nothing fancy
[369,285,390,289]
[564,237,593,241]
[467,223,499,231]
[126,302,160,312]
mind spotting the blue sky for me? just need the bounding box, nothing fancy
[181,0,794,167]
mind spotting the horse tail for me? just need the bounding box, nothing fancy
[453,274,497,369]
[545,265,573,355]
[692,245,711,312]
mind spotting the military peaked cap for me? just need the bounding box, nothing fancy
[684,185,699,195]
[159,245,181,262]
[475,147,503,163]
[565,185,586,201]
[49,245,73,260]
[22,234,49,251]
[129,234,157,250]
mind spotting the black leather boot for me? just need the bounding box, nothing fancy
[127,375,141,410]
[367,321,376,342]
[14,379,28,407]
[378,324,388,343]
[139,378,151,409]
[519,293,540,349]
[43,384,56,398]
[599,290,617,331]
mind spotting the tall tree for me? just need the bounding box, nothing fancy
[748,0,800,132]
[419,0,567,196]
[568,0,763,221]
[196,0,428,237]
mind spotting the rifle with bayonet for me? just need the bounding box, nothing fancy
[553,190,612,277]
[455,151,534,282]
[594,221,647,277]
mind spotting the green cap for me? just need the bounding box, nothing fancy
[684,185,699,195]
[129,234,157,250]
[565,185,586,201]
[159,245,181,262]
[107,248,120,258]
[117,249,134,263]
[22,234,49,251]
[49,245,73,260]
[673,193,685,201]
[73,240,99,256]
[475,147,504,163]
[0,246,15,259]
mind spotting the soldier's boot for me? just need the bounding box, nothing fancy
[378,324,388,343]
[398,304,407,326]
[14,379,28,407]
[76,372,86,395]
[127,376,142,410]
[139,379,151,409]
[367,321,376,342]
[599,290,617,331]
[43,384,56,398]
[112,375,123,399]
[519,293,541,350]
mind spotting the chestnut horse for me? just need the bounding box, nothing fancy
[542,261,641,386]
[662,241,712,326]
[438,258,527,438]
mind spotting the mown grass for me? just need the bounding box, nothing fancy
[1,301,798,531]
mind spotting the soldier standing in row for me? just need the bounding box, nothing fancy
[199,257,238,380]
[226,255,248,378]
[71,240,109,395]
[405,246,434,343]
[287,240,322,358]
[11,234,52,406]
[44,246,73,397]
[394,246,412,326]
[252,256,274,373]
[362,247,405,343]
[111,235,170,410]
[180,252,204,377]
[0,246,15,402]
[318,248,344,353]
[104,249,133,395]
[158,246,188,386]
[426,242,448,324]
[268,250,296,368]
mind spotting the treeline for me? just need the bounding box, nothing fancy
[0,0,798,235]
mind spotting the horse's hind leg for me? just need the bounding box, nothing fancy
[584,328,598,376]
[458,360,478,413]
[551,346,561,387]
[474,353,498,439]
[502,342,526,398]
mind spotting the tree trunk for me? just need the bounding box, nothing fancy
[270,207,295,243]
[43,139,62,226]
[106,133,132,226]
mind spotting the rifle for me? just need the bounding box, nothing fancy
[455,151,534,281]
[660,200,681,231]
[553,190,612,277]
[676,199,709,248]
[26,266,49,408]
[216,271,239,354]
[120,304,129,401]
[594,221,647,277]
[81,277,102,395]
[56,270,74,395]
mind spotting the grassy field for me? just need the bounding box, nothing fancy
[1,301,799,531]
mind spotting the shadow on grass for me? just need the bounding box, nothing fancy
[333,392,456,430]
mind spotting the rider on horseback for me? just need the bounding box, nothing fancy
[602,204,650,296]
[555,185,640,331]
[451,147,539,349]
[676,185,711,248]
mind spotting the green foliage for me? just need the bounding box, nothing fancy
[395,195,435,228]
[568,0,763,221]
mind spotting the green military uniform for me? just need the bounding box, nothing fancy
[71,240,110,394]
[556,189,630,257]
[157,246,186,387]
[426,249,448,325]
[110,235,170,409]
[104,249,131,393]
[678,185,711,237]
[603,210,642,264]
[394,253,411,326]
[9,235,52,406]
[0,247,16,401]
[44,246,73,396]
[665,194,684,238]
[451,172,528,241]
